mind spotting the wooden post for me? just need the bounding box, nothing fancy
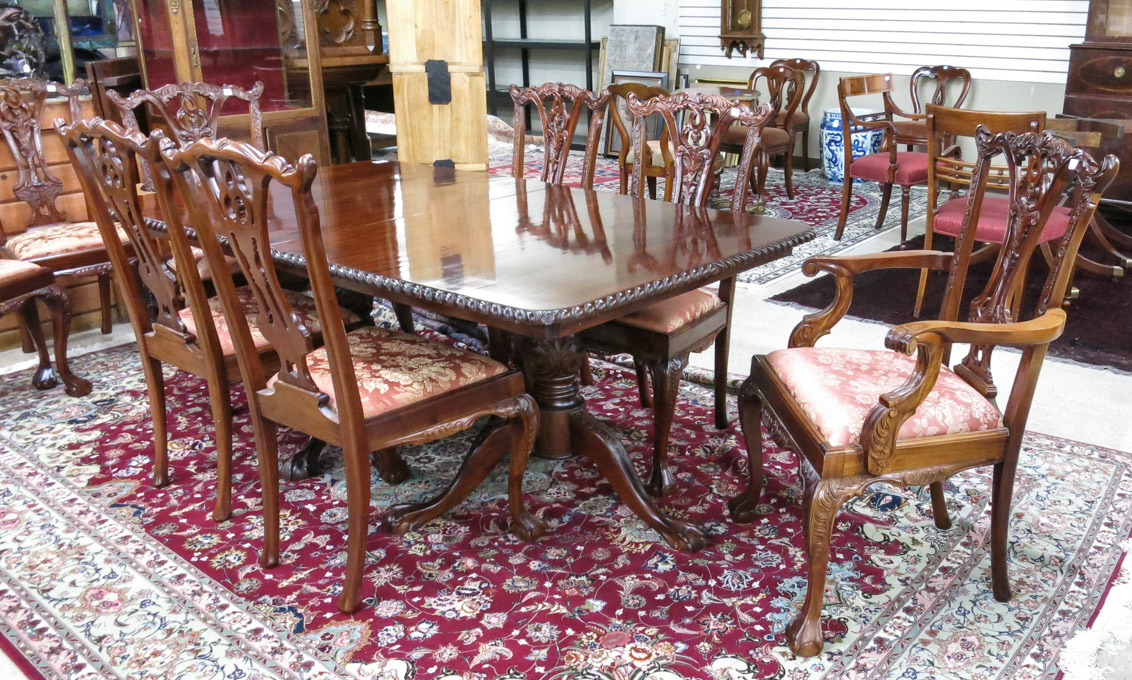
[386,0,489,171]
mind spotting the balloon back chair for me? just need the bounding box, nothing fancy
[896,65,973,149]
[731,127,1117,656]
[768,58,820,172]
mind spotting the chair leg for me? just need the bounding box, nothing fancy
[646,352,687,497]
[646,175,658,200]
[990,460,1018,602]
[899,185,911,245]
[874,182,893,230]
[728,375,765,522]
[580,355,594,387]
[634,359,651,407]
[139,355,170,487]
[338,434,372,614]
[801,129,811,172]
[18,315,34,353]
[203,370,234,522]
[507,394,545,541]
[929,481,951,530]
[914,221,936,318]
[835,173,854,241]
[371,447,411,484]
[783,140,796,200]
[98,271,113,334]
[282,436,328,481]
[392,302,414,334]
[39,285,91,397]
[19,299,55,391]
[488,327,513,365]
[785,468,855,658]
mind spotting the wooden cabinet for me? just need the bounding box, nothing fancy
[1064,0,1132,200]
[132,0,331,164]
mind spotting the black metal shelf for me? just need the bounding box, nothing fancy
[486,38,601,51]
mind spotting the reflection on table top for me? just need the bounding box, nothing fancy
[149,160,814,336]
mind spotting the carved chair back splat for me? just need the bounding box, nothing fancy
[162,137,544,615]
[108,81,267,150]
[509,83,609,189]
[733,127,1118,657]
[768,57,820,171]
[59,117,251,523]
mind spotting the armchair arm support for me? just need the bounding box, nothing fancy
[787,251,952,348]
[859,309,1067,474]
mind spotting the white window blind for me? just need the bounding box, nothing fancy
[679,0,1088,83]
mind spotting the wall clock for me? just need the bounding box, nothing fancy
[720,0,765,58]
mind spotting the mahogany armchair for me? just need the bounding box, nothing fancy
[896,65,972,150]
[0,77,121,346]
[916,105,1046,316]
[834,73,931,244]
[582,91,775,496]
[719,64,804,207]
[60,117,371,521]
[731,127,1117,656]
[0,259,90,396]
[604,82,673,200]
[163,136,543,614]
[768,58,819,172]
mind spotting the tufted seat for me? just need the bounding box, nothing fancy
[614,288,722,333]
[4,222,129,261]
[179,286,361,356]
[270,325,510,418]
[933,196,1071,243]
[765,347,1002,447]
[849,151,930,185]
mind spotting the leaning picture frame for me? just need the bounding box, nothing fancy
[605,69,670,158]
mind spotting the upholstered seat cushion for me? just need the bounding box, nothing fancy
[722,124,791,150]
[4,222,127,261]
[625,139,670,167]
[178,286,361,356]
[277,326,510,418]
[893,119,927,142]
[615,288,722,334]
[933,195,1071,243]
[167,246,243,280]
[0,258,52,299]
[776,110,809,130]
[849,151,930,185]
[765,347,1003,447]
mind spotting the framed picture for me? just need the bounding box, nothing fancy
[604,69,670,158]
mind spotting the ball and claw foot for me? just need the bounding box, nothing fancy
[511,512,547,541]
[785,613,825,657]
[646,464,678,498]
[281,437,326,482]
[372,450,411,485]
[727,493,761,523]
[659,519,708,552]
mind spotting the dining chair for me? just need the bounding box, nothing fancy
[915,105,1046,317]
[0,259,90,396]
[731,127,1117,656]
[509,82,610,189]
[834,73,931,244]
[0,77,121,347]
[719,64,804,206]
[896,65,973,150]
[605,82,673,199]
[162,135,544,614]
[582,91,775,497]
[59,117,371,521]
[768,58,820,172]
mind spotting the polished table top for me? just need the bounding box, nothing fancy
[240,160,813,337]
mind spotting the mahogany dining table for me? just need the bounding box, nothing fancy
[146,159,814,551]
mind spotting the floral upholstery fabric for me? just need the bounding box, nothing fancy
[274,325,509,418]
[167,246,242,280]
[178,287,361,356]
[0,259,47,285]
[849,151,930,185]
[616,288,723,334]
[5,222,127,261]
[933,196,1071,243]
[765,347,1003,447]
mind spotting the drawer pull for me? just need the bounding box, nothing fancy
[1116,66,1126,78]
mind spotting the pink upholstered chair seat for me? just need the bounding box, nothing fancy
[167,246,243,280]
[765,347,1002,447]
[4,222,128,260]
[178,286,361,356]
[615,288,722,333]
[933,196,1071,243]
[271,326,510,418]
[0,259,48,284]
[849,151,929,185]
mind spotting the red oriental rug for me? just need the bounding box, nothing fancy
[0,319,1129,679]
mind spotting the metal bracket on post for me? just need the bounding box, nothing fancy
[425,59,452,105]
